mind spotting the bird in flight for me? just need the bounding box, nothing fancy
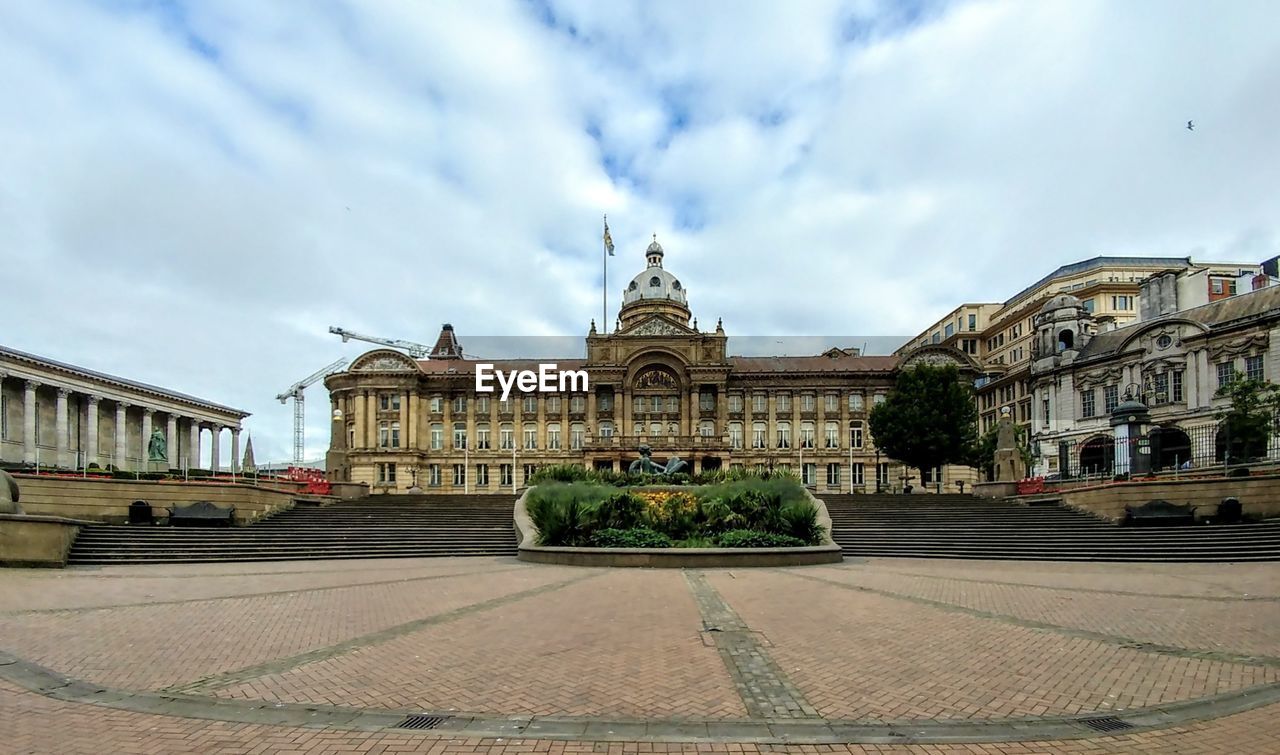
[1187,120,1195,131]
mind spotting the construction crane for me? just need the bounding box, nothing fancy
[328,326,432,359]
[277,358,348,465]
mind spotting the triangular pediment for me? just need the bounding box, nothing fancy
[619,315,696,337]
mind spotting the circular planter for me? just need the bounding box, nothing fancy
[512,486,844,568]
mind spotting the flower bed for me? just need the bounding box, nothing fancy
[514,469,843,567]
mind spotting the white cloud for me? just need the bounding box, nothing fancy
[1,0,1277,462]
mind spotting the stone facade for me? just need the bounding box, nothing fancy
[325,241,977,495]
[1028,283,1280,477]
[0,345,249,472]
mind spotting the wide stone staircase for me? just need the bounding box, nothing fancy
[823,493,1280,562]
[67,494,518,565]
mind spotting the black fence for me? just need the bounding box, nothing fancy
[1051,422,1280,480]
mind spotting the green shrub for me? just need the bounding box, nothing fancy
[779,503,825,544]
[529,463,593,484]
[716,530,807,548]
[675,536,716,548]
[588,528,674,548]
[110,470,137,479]
[597,491,646,530]
[526,482,609,545]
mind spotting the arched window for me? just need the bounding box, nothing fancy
[570,422,584,449]
[752,422,767,448]
[776,421,792,449]
[598,421,614,438]
[1058,329,1075,351]
[649,276,661,287]
[699,420,715,438]
[729,422,744,449]
[849,421,864,449]
[476,423,490,449]
[547,422,561,450]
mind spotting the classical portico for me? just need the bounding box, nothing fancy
[0,345,249,472]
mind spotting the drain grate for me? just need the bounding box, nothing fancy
[394,714,452,730]
[1080,716,1134,733]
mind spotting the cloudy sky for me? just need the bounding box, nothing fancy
[3,0,1278,464]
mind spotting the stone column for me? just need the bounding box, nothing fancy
[536,396,546,451]
[687,386,698,437]
[23,380,40,464]
[442,392,453,450]
[586,390,597,439]
[366,391,378,448]
[55,388,70,468]
[115,402,129,469]
[141,408,154,470]
[86,395,100,467]
[406,391,418,449]
[231,428,241,473]
[166,414,178,469]
[210,424,221,472]
[352,393,366,449]
[621,387,631,438]
[188,420,201,469]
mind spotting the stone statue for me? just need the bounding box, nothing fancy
[0,468,23,515]
[147,429,168,462]
[627,445,690,475]
[993,407,1026,482]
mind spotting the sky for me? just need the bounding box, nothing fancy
[2,0,1278,465]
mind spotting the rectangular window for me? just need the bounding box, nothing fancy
[968,314,977,331]
[826,463,840,487]
[777,393,791,412]
[523,426,537,449]
[499,398,513,413]
[802,463,816,486]
[500,464,513,487]
[1211,278,1225,295]
[378,422,390,448]
[1080,389,1096,418]
[547,425,561,450]
[571,425,584,449]
[597,391,613,411]
[570,395,585,413]
[1112,295,1132,310]
[753,393,767,413]
[776,425,791,449]
[728,394,743,412]
[752,424,767,449]
[944,323,954,338]
[1104,385,1119,413]
[801,394,815,412]
[1154,372,1170,404]
[851,463,865,486]
[825,423,839,448]
[848,393,864,411]
[499,425,514,449]
[699,391,714,411]
[876,462,890,487]
[390,422,400,448]
[1217,362,1235,390]
[873,394,886,406]
[428,464,441,486]
[453,425,467,449]
[1246,355,1264,382]
[800,424,815,448]
[599,422,614,437]
[475,464,489,487]
[523,464,537,485]
[476,396,490,414]
[377,462,396,484]
[1172,370,1184,403]
[666,396,679,413]
[729,424,743,449]
[452,396,466,414]
[521,396,538,414]
[1042,397,1050,426]
[430,396,443,413]
[476,426,490,449]
[547,396,561,414]
[1082,299,1095,313]
[922,466,940,484]
[453,464,466,487]
[825,393,838,412]
[849,424,864,449]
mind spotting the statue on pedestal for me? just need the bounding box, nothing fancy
[993,407,1027,482]
[0,468,23,515]
[147,430,167,462]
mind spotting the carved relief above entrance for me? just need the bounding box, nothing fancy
[634,365,679,390]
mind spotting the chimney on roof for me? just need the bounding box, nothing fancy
[1139,272,1178,321]
[430,323,463,360]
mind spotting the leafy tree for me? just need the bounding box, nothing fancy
[1215,377,1280,463]
[869,363,979,485]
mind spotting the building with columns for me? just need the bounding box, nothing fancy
[0,345,249,472]
[325,239,979,494]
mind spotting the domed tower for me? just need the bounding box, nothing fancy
[619,236,692,330]
[1033,294,1094,362]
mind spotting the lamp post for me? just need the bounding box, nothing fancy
[1110,384,1151,478]
[874,449,882,493]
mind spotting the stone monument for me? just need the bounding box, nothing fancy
[993,406,1026,482]
[0,468,23,515]
[146,429,168,472]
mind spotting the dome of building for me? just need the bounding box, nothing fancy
[1038,293,1084,314]
[623,266,687,306]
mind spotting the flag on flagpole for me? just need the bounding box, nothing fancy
[603,217,615,256]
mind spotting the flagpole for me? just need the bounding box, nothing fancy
[602,214,608,335]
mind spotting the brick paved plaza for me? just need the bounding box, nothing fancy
[3,557,1280,754]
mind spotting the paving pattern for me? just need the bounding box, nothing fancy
[2,556,1280,754]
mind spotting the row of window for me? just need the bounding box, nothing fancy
[375,461,896,488]
[360,419,872,451]
[365,391,884,417]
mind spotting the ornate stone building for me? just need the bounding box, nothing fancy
[1028,282,1280,477]
[324,240,975,494]
[0,345,249,471]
